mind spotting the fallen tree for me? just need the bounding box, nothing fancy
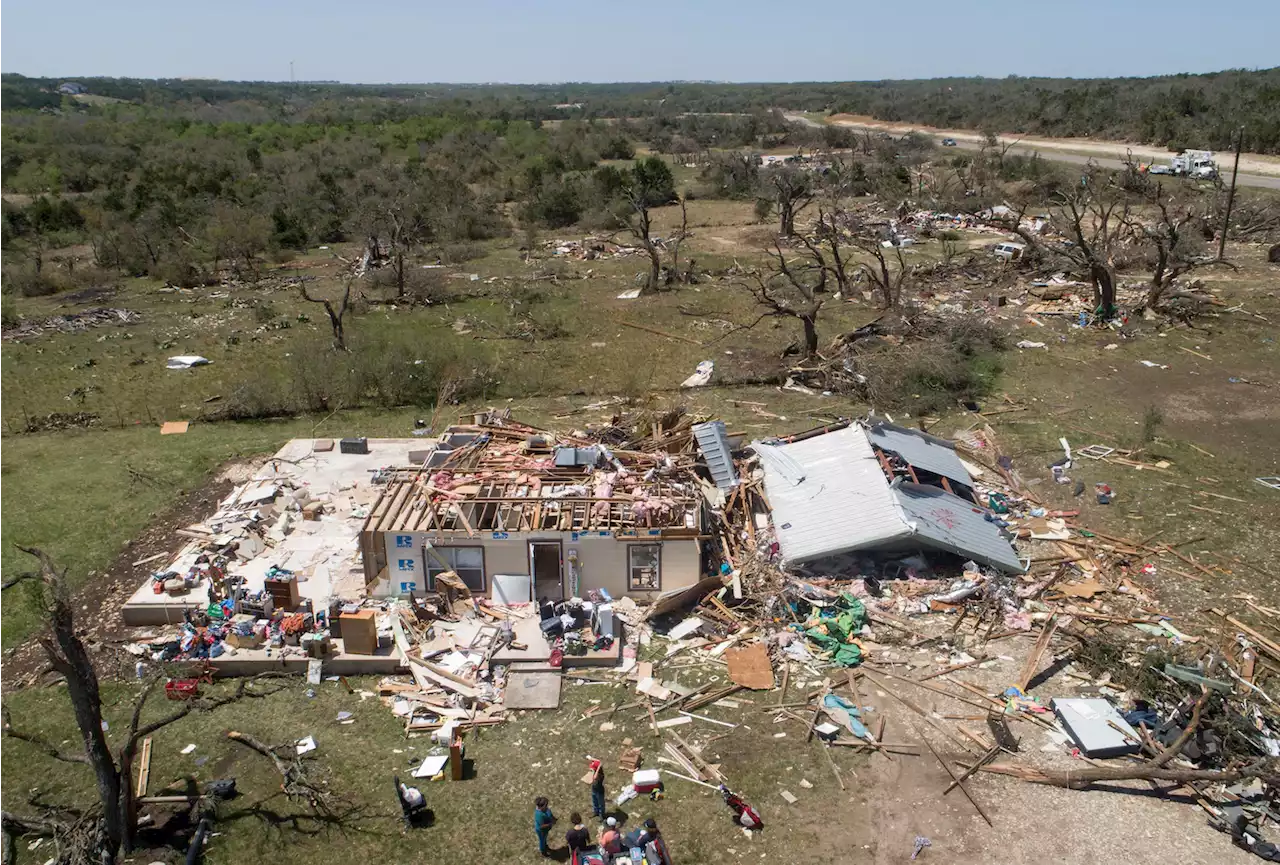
[0,546,294,865]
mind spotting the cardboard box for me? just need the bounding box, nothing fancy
[225,631,263,649]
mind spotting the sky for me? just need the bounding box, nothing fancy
[2,0,1277,83]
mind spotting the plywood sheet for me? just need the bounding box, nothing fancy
[503,671,563,710]
[724,642,775,690]
[160,421,189,435]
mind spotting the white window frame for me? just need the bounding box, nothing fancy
[627,544,662,591]
[426,545,485,592]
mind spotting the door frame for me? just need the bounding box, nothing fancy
[528,539,564,601]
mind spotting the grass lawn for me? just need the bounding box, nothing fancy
[0,660,864,864]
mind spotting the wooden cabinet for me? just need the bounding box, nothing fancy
[340,609,378,655]
[264,577,300,612]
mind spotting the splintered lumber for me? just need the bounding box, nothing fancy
[860,669,981,754]
[978,761,1266,790]
[830,741,921,756]
[684,684,745,713]
[618,319,703,346]
[669,731,726,782]
[918,657,988,681]
[135,737,153,798]
[406,656,479,698]
[820,742,846,791]
[1209,609,1280,663]
[1016,614,1059,692]
[917,727,993,826]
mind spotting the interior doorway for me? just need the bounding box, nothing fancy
[530,541,563,601]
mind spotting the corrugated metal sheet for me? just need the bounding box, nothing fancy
[693,420,739,491]
[867,422,973,486]
[893,482,1023,573]
[757,426,909,566]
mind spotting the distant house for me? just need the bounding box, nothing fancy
[57,82,87,95]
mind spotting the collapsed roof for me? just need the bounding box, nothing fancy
[361,418,702,537]
[755,422,1023,573]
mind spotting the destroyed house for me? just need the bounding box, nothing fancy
[755,420,1023,573]
[360,419,706,603]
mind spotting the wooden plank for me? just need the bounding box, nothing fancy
[918,727,993,826]
[1016,614,1058,692]
[406,657,480,698]
[135,737,153,798]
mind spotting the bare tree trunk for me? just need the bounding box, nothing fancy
[644,243,661,294]
[1091,262,1117,315]
[801,314,819,356]
[395,249,406,298]
[779,204,794,238]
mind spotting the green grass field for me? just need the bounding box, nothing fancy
[4,187,1280,863]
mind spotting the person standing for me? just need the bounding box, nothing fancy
[565,812,592,865]
[590,759,607,819]
[641,819,672,865]
[533,796,555,857]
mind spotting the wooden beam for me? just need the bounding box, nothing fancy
[135,736,153,798]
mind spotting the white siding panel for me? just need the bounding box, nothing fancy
[757,427,910,566]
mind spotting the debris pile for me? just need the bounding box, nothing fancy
[2,307,140,341]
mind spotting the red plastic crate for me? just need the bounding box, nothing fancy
[165,679,200,700]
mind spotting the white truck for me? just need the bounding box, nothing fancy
[1153,149,1218,179]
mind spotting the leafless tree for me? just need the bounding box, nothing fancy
[992,164,1128,315]
[731,242,827,356]
[1120,185,1221,309]
[612,192,691,294]
[1,546,291,864]
[298,277,356,351]
[663,196,693,286]
[801,208,854,296]
[765,164,816,237]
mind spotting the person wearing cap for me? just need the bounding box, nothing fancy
[590,758,607,819]
[600,816,623,855]
[640,819,671,865]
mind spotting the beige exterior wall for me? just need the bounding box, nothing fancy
[370,530,702,600]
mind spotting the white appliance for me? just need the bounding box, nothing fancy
[595,603,615,637]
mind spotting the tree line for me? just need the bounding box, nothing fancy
[5,68,1278,152]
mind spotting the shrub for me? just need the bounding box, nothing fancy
[4,268,64,297]
[1,294,21,328]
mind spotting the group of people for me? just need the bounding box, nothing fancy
[529,757,766,862]
[533,762,672,864]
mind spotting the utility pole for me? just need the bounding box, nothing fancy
[1217,126,1243,261]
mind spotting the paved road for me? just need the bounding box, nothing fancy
[783,113,1280,190]
[940,135,1280,191]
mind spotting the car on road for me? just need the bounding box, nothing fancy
[941,137,958,146]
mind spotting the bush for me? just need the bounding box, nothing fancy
[4,268,63,297]
[1,294,20,328]
[858,342,1003,415]
[849,317,1007,414]
[254,302,279,324]
[435,242,486,265]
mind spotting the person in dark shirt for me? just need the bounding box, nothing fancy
[565,812,592,864]
[590,759,607,819]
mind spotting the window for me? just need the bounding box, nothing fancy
[426,546,485,592]
[627,544,661,591]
